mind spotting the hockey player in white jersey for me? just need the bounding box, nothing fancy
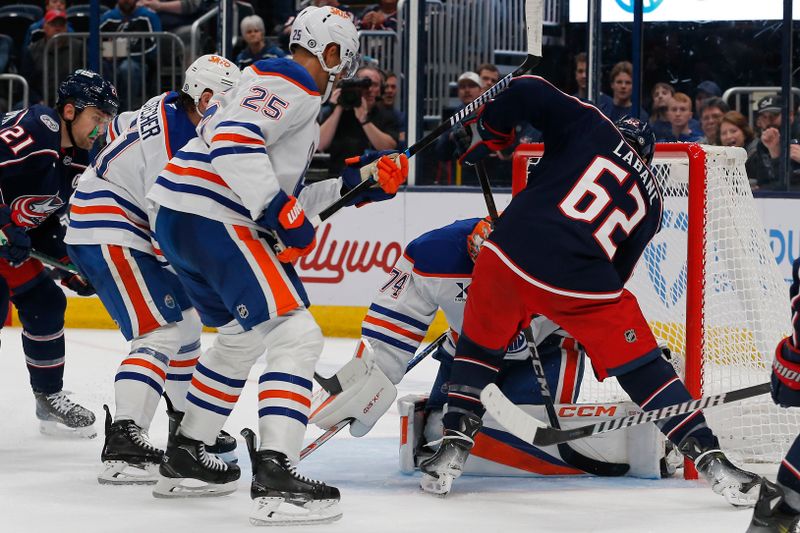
[64,55,242,485]
[146,5,408,524]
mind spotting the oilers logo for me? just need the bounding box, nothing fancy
[164,294,175,309]
[9,195,64,228]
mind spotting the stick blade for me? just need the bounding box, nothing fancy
[480,383,546,444]
[525,0,544,58]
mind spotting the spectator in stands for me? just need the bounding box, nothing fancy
[382,71,406,147]
[358,0,398,31]
[694,80,722,120]
[235,15,286,70]
[720,111,757,154]
[649,81,674,139]
[697,97,730,145]
[318,65,399,175]
[607,61,648,122]
[745,94,800,189]
[100,0,161,110]
[477,63,500,92]
[23,0,74,49]
[21,9,83,104]
[572,52,613,110]
[659,92,702,142]
[136,0,205,32]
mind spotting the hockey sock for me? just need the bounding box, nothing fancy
[616,356,716,449]
[443,333,503,431]
[778,434,800,514]
[22,328,65,394]
[163,338,201,413]
[114,346,169,427]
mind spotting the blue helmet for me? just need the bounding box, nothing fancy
[56,69,119,117]
[615,116,655,166]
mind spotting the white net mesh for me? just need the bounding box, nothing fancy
[515,143,797,465]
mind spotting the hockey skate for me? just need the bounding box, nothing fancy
[419,412,482,496]
[98,405,163,485]
[165,396,237,463]
[34,390,96,438]
[153,432,240,498]
[679,436,761,507]
[241,428,341,526]
[746,478,800,533]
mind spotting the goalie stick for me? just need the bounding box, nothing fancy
[300,332,447,460]
[474,161,629,477]
[481,381,771,447]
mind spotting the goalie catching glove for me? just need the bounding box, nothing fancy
[310,339,397,437]
[452,111,515,166]
[256,190,316,263]
[341,150,408,207]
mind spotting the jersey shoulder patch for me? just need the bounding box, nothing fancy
[405,218,478,277]
[39,113,59,133]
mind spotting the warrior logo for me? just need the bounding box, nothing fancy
[237,304,249,319]
[454,282,469,302]
[9,195,64,227]
[624,328,637,343]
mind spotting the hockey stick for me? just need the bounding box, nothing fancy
[474,163,628,477]
[482,381,770,447]
[0,229,81,275]
[301,332,447,460]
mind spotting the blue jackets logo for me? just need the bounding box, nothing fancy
[644,209,688,308]
[615,0,664,13]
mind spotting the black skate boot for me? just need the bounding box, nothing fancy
[241,428,341,525]
[419,412,482,496]
[98,405,163,485]
[34,390,96,438]
[165,395,237,462]
[746,478,800,533]
[153,431,240,498]
[679,436,761,507]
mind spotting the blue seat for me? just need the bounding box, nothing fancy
[66,4,110,33]
[0,4,43,20]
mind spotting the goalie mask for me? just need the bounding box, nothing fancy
[289,5,360,101]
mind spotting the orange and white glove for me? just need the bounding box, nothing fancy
[341,150,409,206]
[256,191,316,263]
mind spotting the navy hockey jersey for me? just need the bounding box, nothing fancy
[0,105,87,230]
[483,76,663,294]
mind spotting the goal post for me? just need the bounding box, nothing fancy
[511,142,794,478]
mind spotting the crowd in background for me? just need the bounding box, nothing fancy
[0,0,796,190]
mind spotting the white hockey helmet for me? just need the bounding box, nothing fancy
[182,54,242,104]
[289,5,360,99]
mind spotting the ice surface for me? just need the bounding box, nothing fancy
[0,329,763,532]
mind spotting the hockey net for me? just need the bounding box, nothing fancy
[512,143,795,471]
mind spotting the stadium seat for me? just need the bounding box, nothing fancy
[0,9,38,59]
[0,4,43,20]
[67,5,111,33]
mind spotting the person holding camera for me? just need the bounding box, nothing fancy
[745,95,800,189]
[318,65,400,175]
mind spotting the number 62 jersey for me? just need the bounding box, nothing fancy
[483,76,663,296]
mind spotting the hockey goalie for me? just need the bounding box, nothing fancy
[311,218,676,480]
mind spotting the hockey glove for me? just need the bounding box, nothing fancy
[0,204,31,264]
[341,150,408,207]
[467,217,493,262]
[310,339,398,437]
[771,337,800,407]
[256,190,316,263]
[453,112,515,166]
[59,270,96,296]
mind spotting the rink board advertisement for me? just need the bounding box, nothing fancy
[299,191,799,309]
[569,0,800,23]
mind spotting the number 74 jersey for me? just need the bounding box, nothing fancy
[484,76,663,295]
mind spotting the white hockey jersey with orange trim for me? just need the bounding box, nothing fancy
[147,58,342,231]
[65,91,199,257]
[363,218,570,384]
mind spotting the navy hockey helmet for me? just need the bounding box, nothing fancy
[615,116,655,166]
[57,69,119,117]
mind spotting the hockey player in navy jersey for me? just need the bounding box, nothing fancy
[310,218,594,469]
[146,5,407,524]
[64,55,242,485]
[0,69,118,438]
[747,258,800,532]
[414,75,761,502]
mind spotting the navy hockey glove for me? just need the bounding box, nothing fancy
[0,204,31,264]
[453,113,515,166]
[771,337,800,407]
[256,190,316,263]
[59,270,96,296]
[341,150,408,206]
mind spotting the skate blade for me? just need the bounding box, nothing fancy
[39,420,97,439]
[152,477,237,498]
[420,473,453,496]
[98,461,159,485]
[249,497,342,526]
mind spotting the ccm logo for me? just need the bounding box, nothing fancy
[558,405,617,417]
[363,388,384,414]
